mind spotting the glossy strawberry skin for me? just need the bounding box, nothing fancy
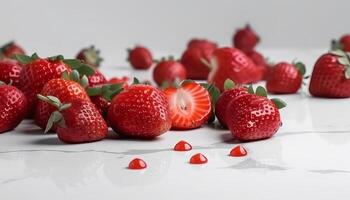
[226,94,281,141]
[108,84,171,138]
[128,46,153,70]
[0,59,22,87]
[1,42,25,58]
[0,85,27,133]
[57,100,108,143]
[91,96,110,119]
[233,25,259,53]
[340,35,350,52]
[19,59,72,115]
[266,62,302,94]
[187,39,218,50]
[181,46,214,80]
[153,60,187,86]
[215,87,248,127]
[35,79,90,131]
[245,50,268,80]
[208,47,259,91]
[88,69,107,87]
[309,53,350,98]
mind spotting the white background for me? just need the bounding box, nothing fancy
[1,0,349,64]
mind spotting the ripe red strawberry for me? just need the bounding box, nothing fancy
[0,41,25,58]
[187,38,218,50]
[128,46,153,70]
[76,45,103,67]
[331,34,350,52]
[163,81,212,129]
[233,24,260,53]
[108,76,129,88]
[245,50,268,80]
[88,68,107,87]
[0,59,22,87]
[207,47,259,91]
[215,79,248,127]
[181,46,215,80]
[35,72,90,131]
[0,82,28,133]
[153,58,187,86]
[108,84,171,138]
[266,61,307,94]
[226,86,286,141]
[38,95,107,143]
[309,50,350,98]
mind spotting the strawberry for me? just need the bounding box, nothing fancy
[0,82,27,133]
[181,45,215,80]
[127,46,153,70]
[0,59,22,87]
[108,84,171,138]
[309,50,350,98]
[108,76,129,88]
[38,95,108,143]
[226,86,286,141]
[163,81,212,129]
[0,41,25,58]
[187,38,218,50]
[76,45,103,67]
[233,24,260,53]
[266,61,307,94]
[35,71,90,131]
[153,58,187,86]
[88,68,107,87]
[207,47,259,91]
[215,79,248,127]
[331,34,350,52]
[245,50,268,80]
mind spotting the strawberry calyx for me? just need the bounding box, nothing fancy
[223,79,236,90]
[37,94,71,133]
[61,70,89,89]
[87,83,124,101]
[78,45,103,67]
[330,50,350,79]
[13,53,39,64]
[247,85,286,109]
[331,39,343,51]
[49,55,95,77]
[154,55,177,64]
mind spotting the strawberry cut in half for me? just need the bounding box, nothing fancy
[163,81,212,130]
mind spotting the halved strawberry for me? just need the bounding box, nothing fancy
[163,81,211,129]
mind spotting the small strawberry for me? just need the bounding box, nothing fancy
[127,46,153,70]
[153,57,187,86]
[331,34,350,52]
[233,24,260,53]
[207,47,259,91]
[215,79,248,128]
[0,41,25,58]
[108,84,171,138]
[226,85,286,141]
[245,50,268,80]
[187,38,218,50]
[108,76,129,88]
[38,95,108,143]
[76,45,103,67]
[163,81,212,129]
[88,68,107,87]
[266,61,307,94]
[0,59,22,87]
[35,71,90,131]
[0,82,27,133]
[309,50,350,98]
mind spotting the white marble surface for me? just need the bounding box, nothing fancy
[1,49,350,200]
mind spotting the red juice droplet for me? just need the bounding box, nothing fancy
[174,140,192,151]
[229,145,247,157]
[128,158,147,170]
[189,153,208,164]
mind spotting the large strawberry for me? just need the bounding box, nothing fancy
[76,45,103,68]
[127,46,153,70]
[309,50,350,98]
[0,41,25,58]
[207,47,259,91]
[38,95,107,143]
[226,86,286,141]
[35,71,90,131]
[187,38,218,50]
[215,79,248,128]
[233,24,260,53]
[0,59,22,87]
[163,81,212,129]
[153,57,187,86]
[0,82,27,133]
[267,61,307,94]
[331,34,350,52]
[108,84,171,138]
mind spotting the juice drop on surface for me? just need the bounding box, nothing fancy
[189,153,208,164]
[128,158,147,170]
[229,145,247,157]
[174,140,192,151]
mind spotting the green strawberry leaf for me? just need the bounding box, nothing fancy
[80,75,89,88]
[271,98,287,109]
[13,54,33,64]
[338,57,350,66]
[45,111,63,133]
[331,40,343,51]
[345,67,350,79]
[132,77,140,85]
[255,86,267,97]
[63,59,81,69]
[224,79,235,90]
[247,84,254,94]
[86,87,102,96]
[77,64,95,76]
[330,50,347,57]
[294,62,306,76]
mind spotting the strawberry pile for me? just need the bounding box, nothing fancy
[0,26,349,145]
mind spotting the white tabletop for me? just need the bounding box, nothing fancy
[1,49,350,200]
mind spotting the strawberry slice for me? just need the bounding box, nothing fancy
[163,81,211,129]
